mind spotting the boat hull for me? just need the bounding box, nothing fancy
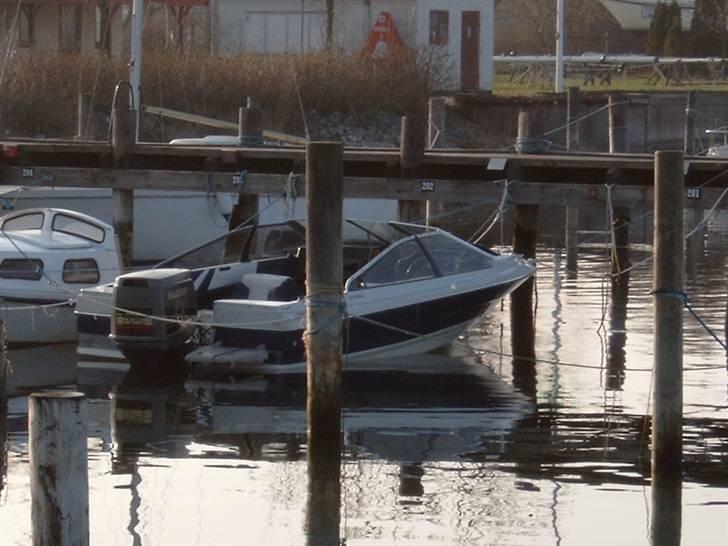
[1,299,76,344]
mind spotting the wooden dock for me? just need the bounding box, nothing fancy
[2,138,728,209]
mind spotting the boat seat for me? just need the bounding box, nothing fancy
[234,273,300,302]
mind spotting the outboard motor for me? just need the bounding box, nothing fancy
[111,268,197,368]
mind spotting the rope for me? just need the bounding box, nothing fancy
[465,345,727,373]
[469,180,511,245]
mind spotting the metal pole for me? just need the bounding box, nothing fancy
[305,141,343,546]
[130,0,144,142]
[555,0,565,93]
[30,392,89,546]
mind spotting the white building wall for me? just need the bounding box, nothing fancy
[211,0,494,91]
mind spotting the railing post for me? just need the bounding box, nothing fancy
[76,93,94,140]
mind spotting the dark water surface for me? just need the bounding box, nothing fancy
[2,212,727,545]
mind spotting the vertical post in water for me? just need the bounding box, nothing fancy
[399,115,426,223]
[565,205,579,276]
[305,141,343,546]
[651,151,684,544]
[29,392,89,546]
[238,97,263,146]
[76,93,93,140]
[112,84,135,268]
[612,207,631,277]
[684,90,696,156]
[566,86,580,151]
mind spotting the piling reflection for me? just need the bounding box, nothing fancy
[510,276,536,399]
[607,270,630,390]
[650,471,682,546]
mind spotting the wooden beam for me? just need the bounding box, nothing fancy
[2,165,724,209]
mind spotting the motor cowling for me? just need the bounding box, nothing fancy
[111,268,197,357]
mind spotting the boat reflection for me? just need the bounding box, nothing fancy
[108,349,532,465]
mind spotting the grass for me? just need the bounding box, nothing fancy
[493,70,728,97]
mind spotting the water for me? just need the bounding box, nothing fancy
[2,211,727,545]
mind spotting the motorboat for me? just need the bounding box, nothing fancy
[76,218,535,376]
[0,208,120,344]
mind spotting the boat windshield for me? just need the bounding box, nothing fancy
[156,219,434,271]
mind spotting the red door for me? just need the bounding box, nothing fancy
[461,11,480,90]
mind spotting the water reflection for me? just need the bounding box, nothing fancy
[607,270,630,391]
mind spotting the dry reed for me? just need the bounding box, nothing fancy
[0,48,449,140]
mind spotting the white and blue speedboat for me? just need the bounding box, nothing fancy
[76,219,534,375]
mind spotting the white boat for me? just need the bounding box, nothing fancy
[0,208,120,344]
[77,218,535,376]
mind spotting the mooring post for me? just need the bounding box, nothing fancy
[304,141,343,546]
[683,90,697,156]
[399,114,426,223]
[611,206,631,277]
[112,84,136,268]
[238,97,263,146]
[566,86,580,151]
[651,149,684,481]
[29,392,89,546]
[608,93,627,153]
[510,204,538,397]
[76,93,94,140]
[565,205,579,276]
[112,189,134,269]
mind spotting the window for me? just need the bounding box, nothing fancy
[1,212,44,232]
[60,5,82,52]
[0,258,43,280]
[429,10,448,46]
[419,233,492,276]
[63,259,100,284]
[53,214,105,243]
[354,238,435,288]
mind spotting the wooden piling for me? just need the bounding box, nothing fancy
[611,206,631,277]
[565,205,579,276]
[652,150,684,477]
[112,85,136,267]
[566,86,580,151]
[683,90,696,156]
[304,141,343,546]
[76,93,93,140]
[510,204,538,398]
[29,392,89,546]
[608,94,627,153]
[112,189,134,269]
[398,115,426,222]
[238,97,263,146]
